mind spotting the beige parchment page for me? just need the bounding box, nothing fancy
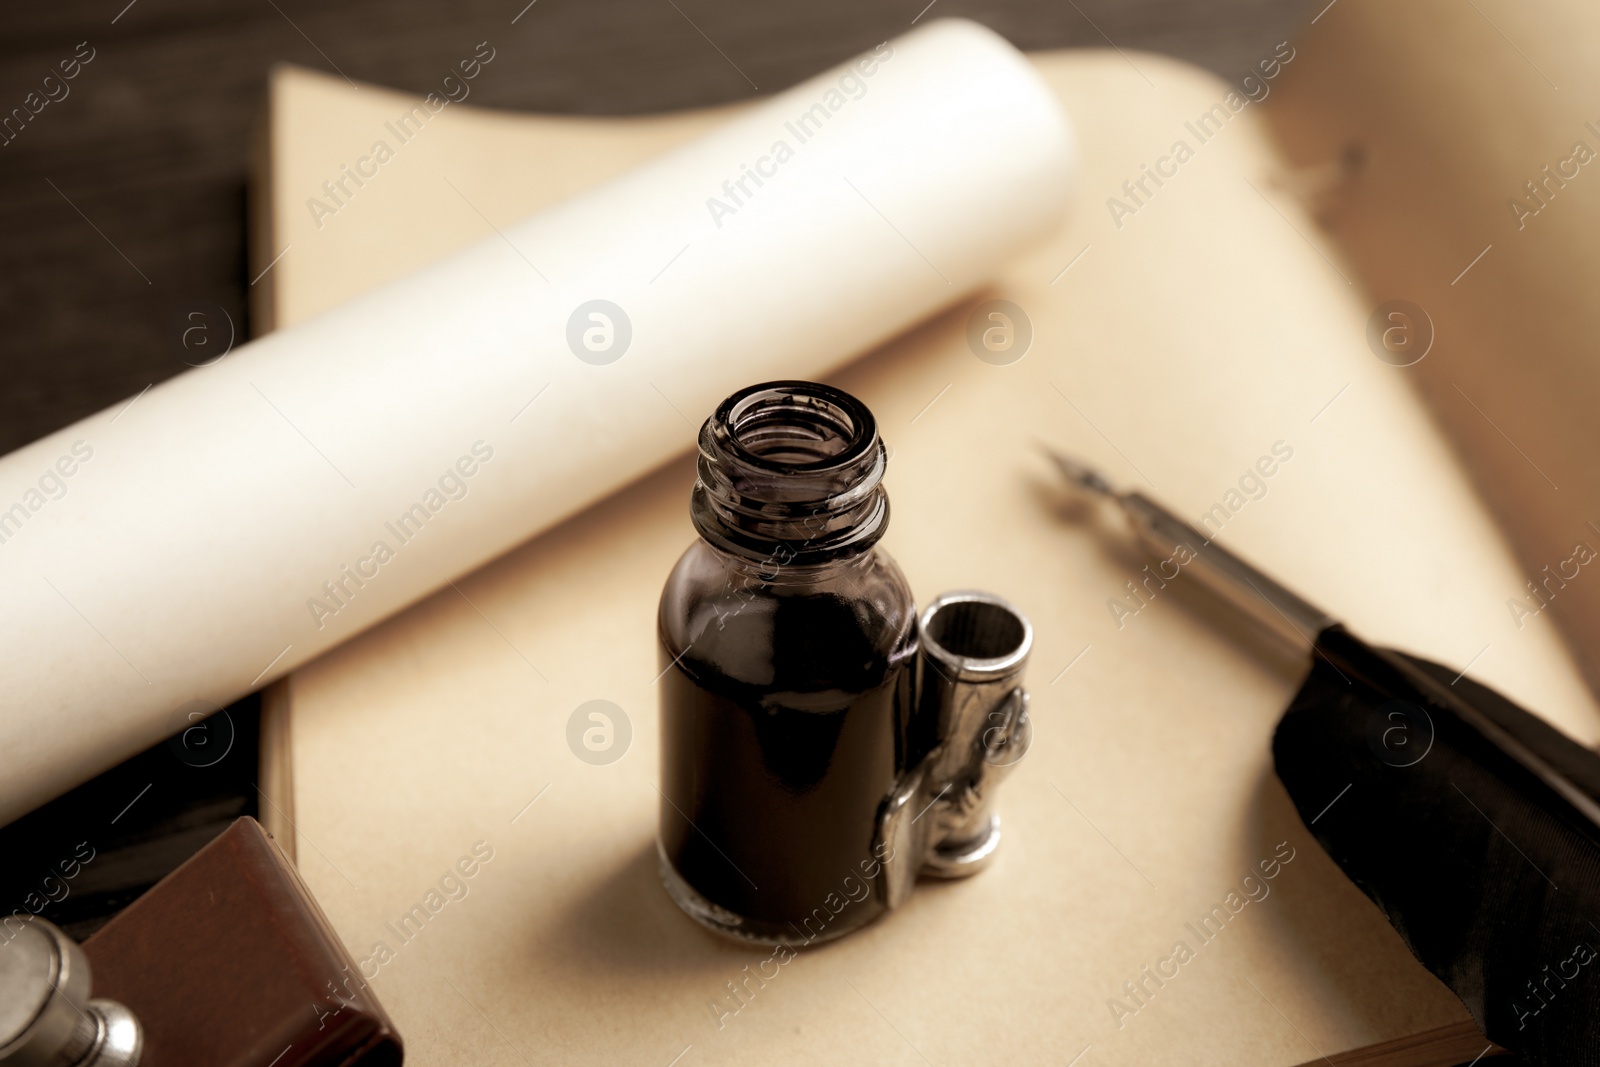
[1267,0,1600,697]
[279,49,1599,1067]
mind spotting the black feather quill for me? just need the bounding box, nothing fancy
[1275,626,1600,1066]
[1042,448,1600,1065]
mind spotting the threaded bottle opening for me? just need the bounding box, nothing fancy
[691,380,889,564]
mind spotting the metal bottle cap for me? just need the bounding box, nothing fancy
[0,918,142,1067]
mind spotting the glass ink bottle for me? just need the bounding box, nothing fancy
[656,380,918,944]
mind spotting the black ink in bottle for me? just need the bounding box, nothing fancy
[657,380,917,944]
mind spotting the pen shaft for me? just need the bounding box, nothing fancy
[1108,475,1600,835]
[1120,492,1338,653]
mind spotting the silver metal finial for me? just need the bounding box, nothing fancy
[0,918,143,1067]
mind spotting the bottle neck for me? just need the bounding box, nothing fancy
[690,381,890,567]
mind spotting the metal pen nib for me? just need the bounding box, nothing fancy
[1042,447,1338,653]
[1042,449,1117,498]
[1045,448,1600,827]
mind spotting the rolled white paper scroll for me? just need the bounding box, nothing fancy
[0,18,1075,825]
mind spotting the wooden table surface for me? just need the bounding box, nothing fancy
[1,0,1314,455]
